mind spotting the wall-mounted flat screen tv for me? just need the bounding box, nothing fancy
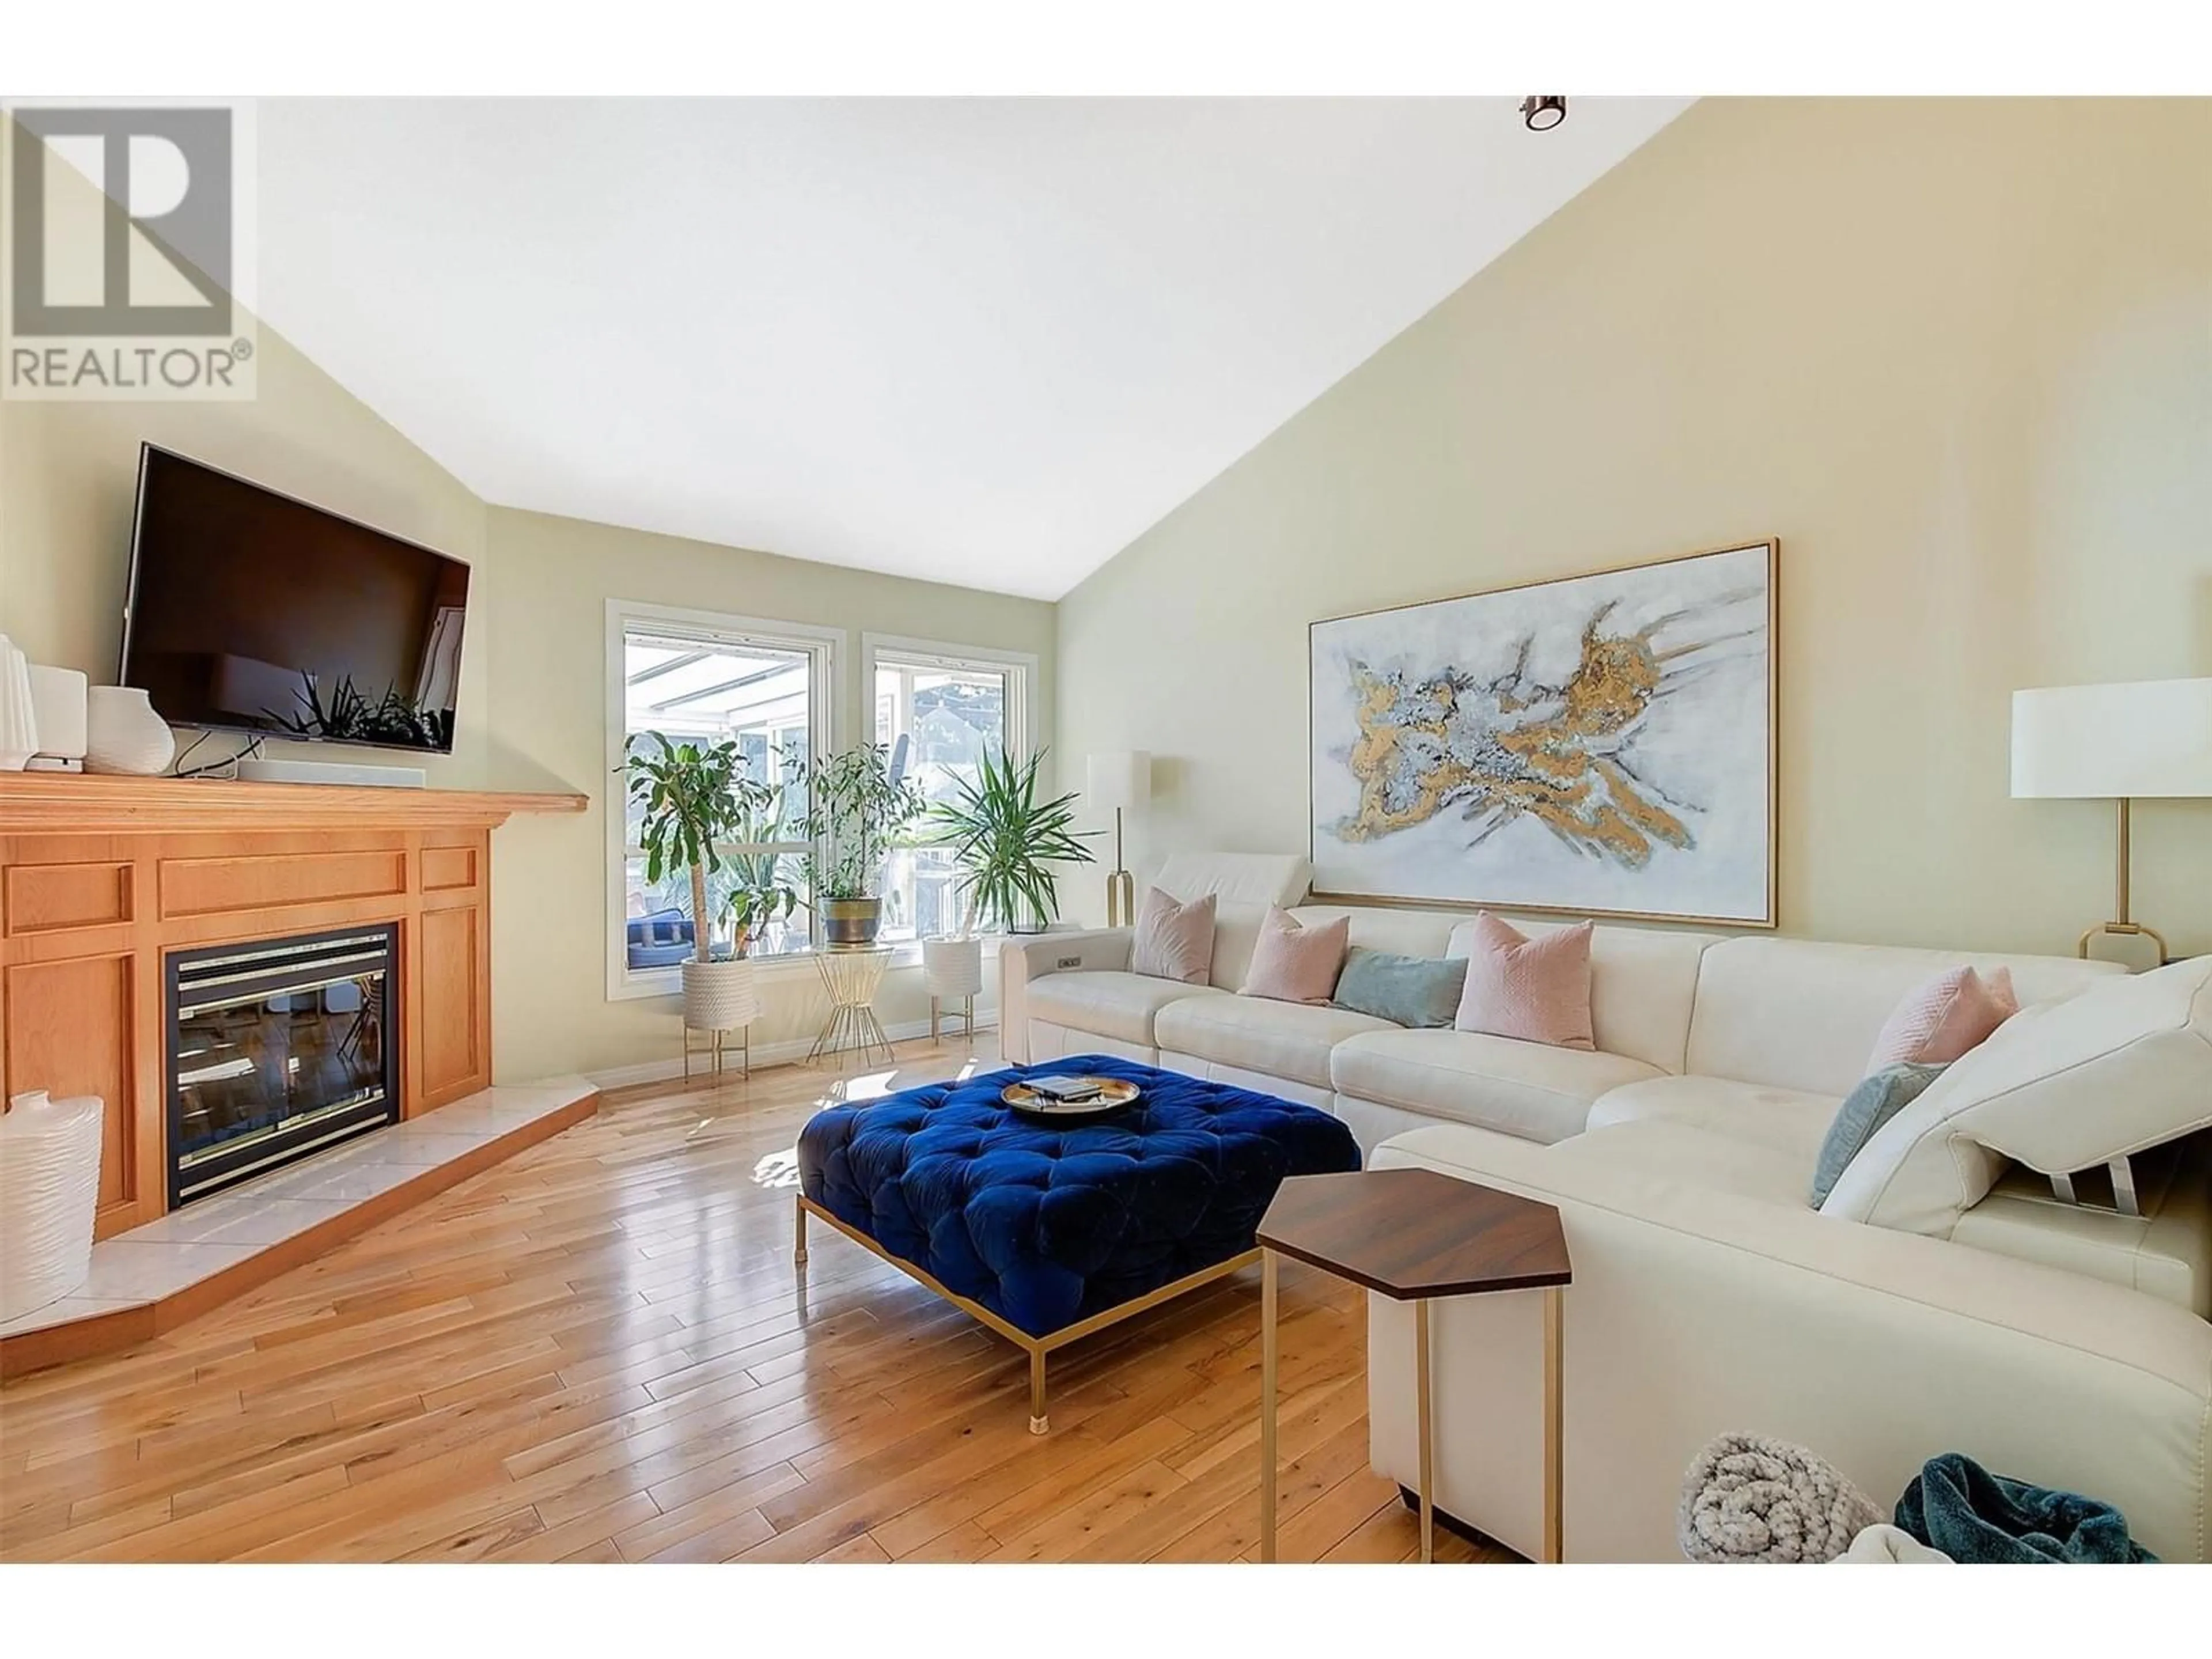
[121,445,469,753]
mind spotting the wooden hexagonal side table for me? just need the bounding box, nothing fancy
[1255,1166,1571,1564]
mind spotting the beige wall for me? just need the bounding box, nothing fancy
[1055,97,2212,962]
[482,509,1054,1081]
[0,134,1055,1081]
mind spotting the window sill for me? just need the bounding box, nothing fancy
[611,938,979,1002]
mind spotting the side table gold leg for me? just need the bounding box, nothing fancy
[1543,1284,1563,1564]
[1259,1248,1279,1562]
[1416,1296,1434,1564]
[1028,1347,1048,1435]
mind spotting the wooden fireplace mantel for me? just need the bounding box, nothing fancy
[0,773,588,835]
[0,774,588,1241]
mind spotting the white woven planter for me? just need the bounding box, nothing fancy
[681,957,760,1033]
[922,935,984,999]
[0,1092,106,1323]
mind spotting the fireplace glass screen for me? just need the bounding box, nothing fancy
[166,925,400,1207]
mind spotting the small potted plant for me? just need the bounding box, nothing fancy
[623,732,777,1033]
[929,745,1096,936]
[790,742,927,947]
[718,801,800,959]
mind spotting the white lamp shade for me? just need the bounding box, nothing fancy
[1088,751,1152,812]
[2011,678,2212,799]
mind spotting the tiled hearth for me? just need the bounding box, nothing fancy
[0,1077,597,1346]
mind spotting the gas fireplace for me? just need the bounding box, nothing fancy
[165,924,400,1208]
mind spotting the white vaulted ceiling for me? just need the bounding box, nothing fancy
[254,97,1690,599]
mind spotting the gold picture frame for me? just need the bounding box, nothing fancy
[1306,538,1779,929]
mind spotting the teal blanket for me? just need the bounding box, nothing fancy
[1896,1453,2156,1563]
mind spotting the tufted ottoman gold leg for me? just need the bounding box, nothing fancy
[1029,1347,1049,1434]
[794,1193,808,1267]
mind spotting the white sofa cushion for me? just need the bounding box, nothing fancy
[1153,851,1311,908]
[1685,938,2119,1097]
[1542,1120,1819,1208]
[1823,956,2212,1237]
[1448,919,1719,1074]
[1585,1075,1841,1160]
[1329,1028,1661,1144]
[1024,971,1224,1049]
[1289,904,1462,961]
[1155,995,1396,1092]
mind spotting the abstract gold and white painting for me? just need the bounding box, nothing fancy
[1308,541,1776,926]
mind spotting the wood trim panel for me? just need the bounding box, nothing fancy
[3,861,133,935]
[419,844,478,892]
[159,849,410,919]
[1,953,144,1230]
[0,1089,600,1378]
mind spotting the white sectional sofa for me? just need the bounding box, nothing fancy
[999,852,2212,1561]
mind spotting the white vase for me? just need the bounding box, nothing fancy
[681,957,760,1033]
[84,686,176,775]
[0,1092,106,1323]
[0,635,37,771]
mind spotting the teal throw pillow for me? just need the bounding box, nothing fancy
[1331,946,1467,1029]
[1810,1062,1948,1208]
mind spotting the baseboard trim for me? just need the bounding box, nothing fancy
[582,1014,999,1091]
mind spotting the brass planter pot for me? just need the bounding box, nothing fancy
[821,896,882,948]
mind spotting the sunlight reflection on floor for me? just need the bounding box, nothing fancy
[752,1147,801,1190]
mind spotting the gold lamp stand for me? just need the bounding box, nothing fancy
[2080,798,2168,964]
[1088,751,1149,927]
[1105,806,1135,927]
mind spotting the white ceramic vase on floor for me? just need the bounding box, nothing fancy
[0,1092,107,1323]
[84,686,176,775]
[0,635,37,771]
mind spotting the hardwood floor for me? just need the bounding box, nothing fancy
[0,1037,1506,1564]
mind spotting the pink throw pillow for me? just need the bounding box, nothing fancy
[1131,888,1215,984]
[1240,907,1350,1006]
[1868,967,2018,1069]
[1454,914,1596,1050]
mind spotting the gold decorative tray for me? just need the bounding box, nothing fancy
[1000,1077,1142,1120]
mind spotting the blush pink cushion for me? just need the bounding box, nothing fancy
[1239,907,1350,1006]
[1867,967,2020,1069]
[1131,888,1215,984]
[1453,914,1596,1050]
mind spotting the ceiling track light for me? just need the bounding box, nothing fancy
[1520,96,1567,132]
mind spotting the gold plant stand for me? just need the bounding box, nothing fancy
[806,945,895,1069]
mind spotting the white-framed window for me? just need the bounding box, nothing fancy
[863,634,1039,944]
[607,600,840,1001]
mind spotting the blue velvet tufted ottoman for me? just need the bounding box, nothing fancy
[794,1054,1360,1431]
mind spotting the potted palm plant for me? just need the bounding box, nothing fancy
[929,745,1096,935]
[790,742,927,947]
[623,732,777,1034]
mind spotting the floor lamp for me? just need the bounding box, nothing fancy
[2012,677,2212,964]
[1088,751,1151,928]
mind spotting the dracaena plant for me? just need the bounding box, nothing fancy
[622,732,778,965]
[789,743,927,902]
[928,746,1096,933]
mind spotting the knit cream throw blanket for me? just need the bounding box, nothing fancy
[1679,1434,1884,1563]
